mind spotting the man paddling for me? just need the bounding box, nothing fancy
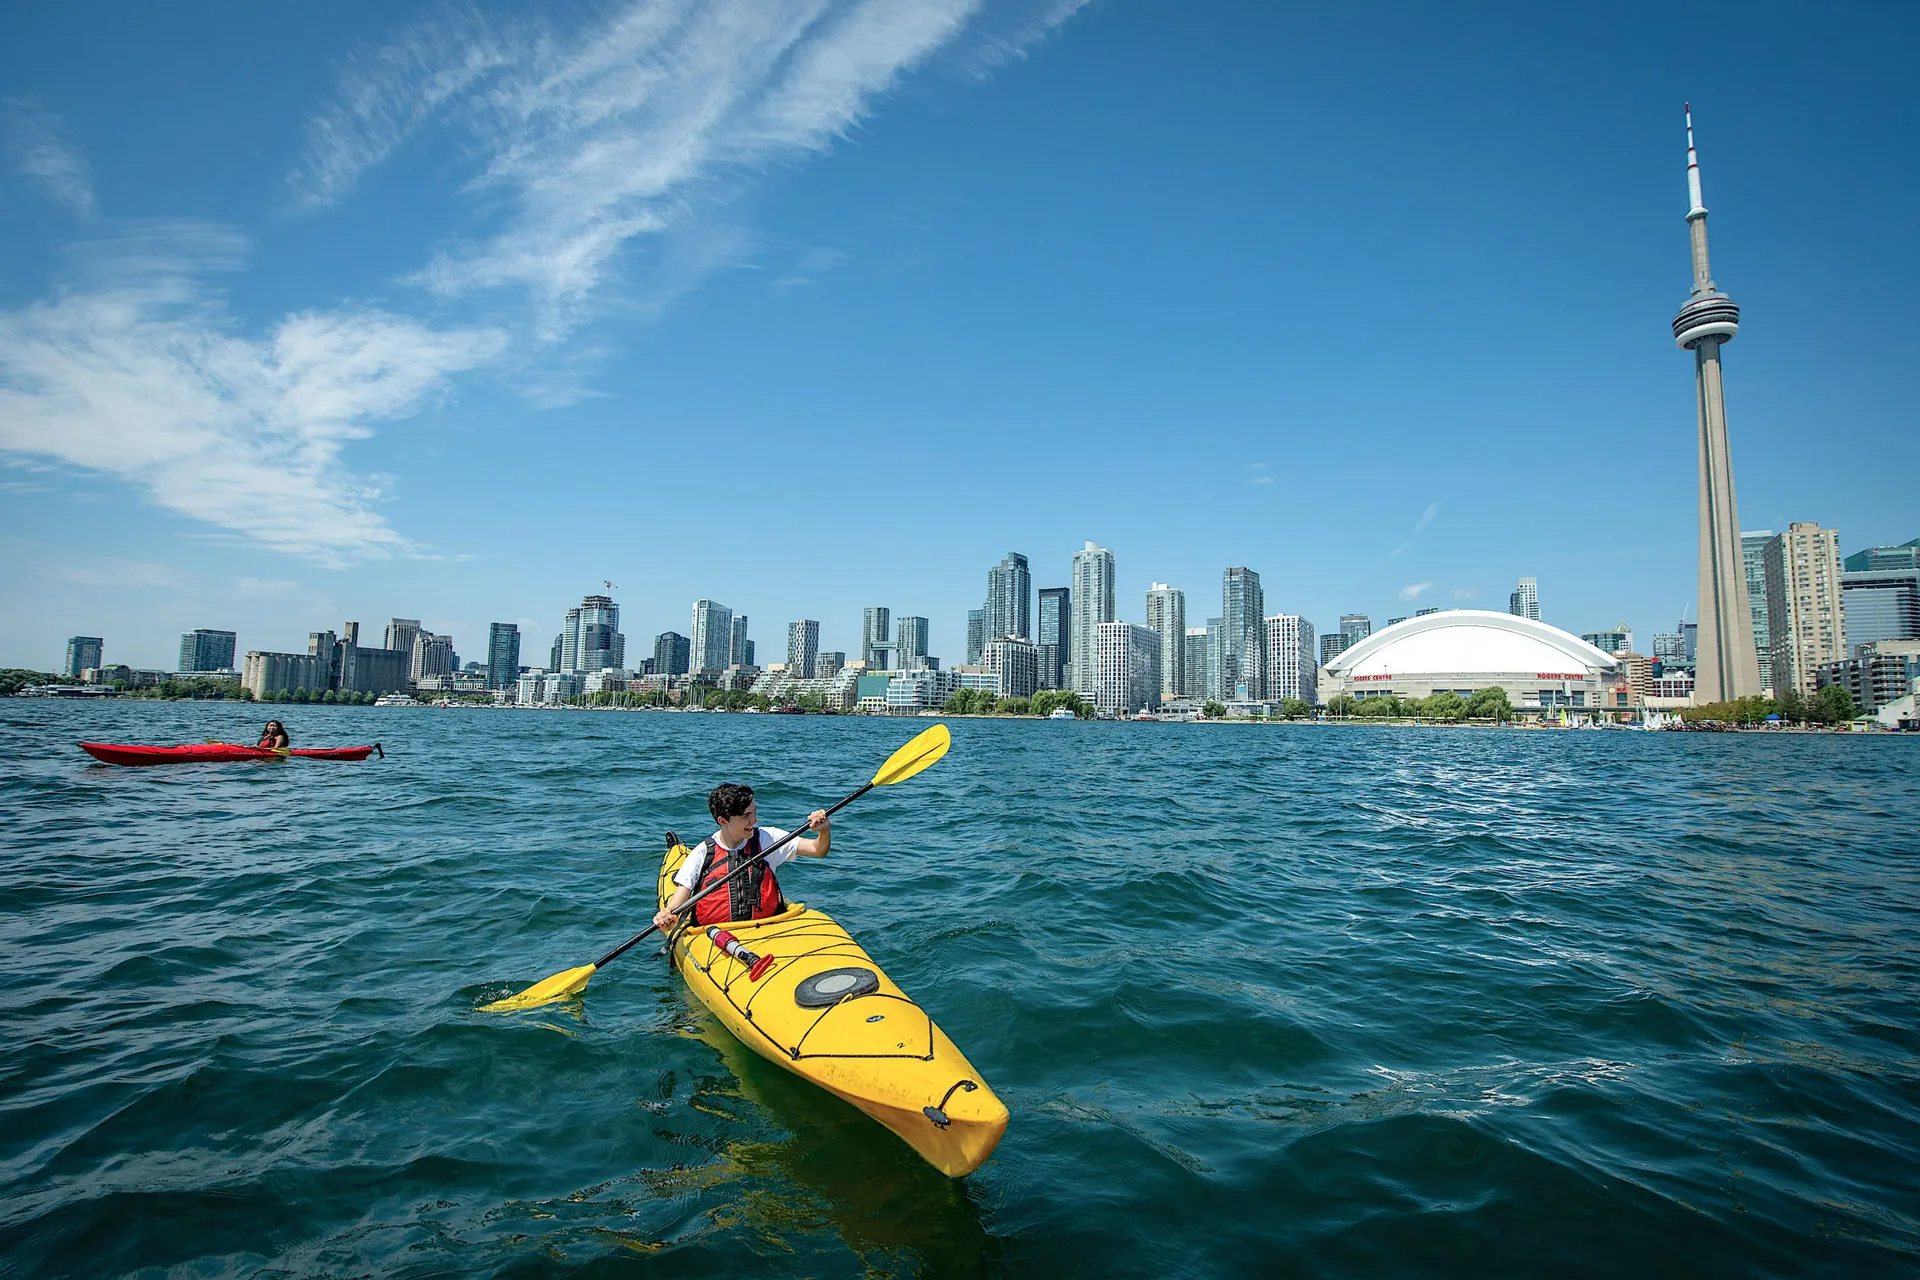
[653,784,831,930]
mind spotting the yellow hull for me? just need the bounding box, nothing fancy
[658,841,1007,1177]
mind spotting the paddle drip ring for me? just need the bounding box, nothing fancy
[792,967,880,1008]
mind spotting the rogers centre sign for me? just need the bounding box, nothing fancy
[1353,674,1394,682]
[1534,673,1588,680]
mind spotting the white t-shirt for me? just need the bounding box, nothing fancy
[673,826,797,890]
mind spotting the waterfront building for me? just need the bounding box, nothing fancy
[1221,568,1265,701]
[986,553,1032,643]
[1817,641,1920,714]
[1145,583,1185,701]
[984,635,1039,700]
[242,649,330,698]
[1764,522,1846,698]
[487,623,521,690]
[868,638,898,672]
[887,666,965,713]
[1743,531,1776,691]
[692,600,733,672]
[1070,542,1116,696]
[1843,539,1920,573]
[730,615,751,668]
[178,629,236,673]
[1207,617,1230,701]
[861,607,891,671]
[1321,611,1618,711]
[1183,627,1209,700]
[896,616,930,669]
[653,631,691,677]
[1671,107,1763,701]
[1580,625,1633,656]
[965,609,986,665]
[1508,579,1539,622]
[1094,621,1161,716]
[1841,568,1920,648]
[567,595,625,673]
[549,634,562,672]
[814,650,845,679]
[310,623,411,696]
[1264,614,1317,704]
[385,619,422,660]
[1319,632,1348,668]
[787,620,820,680]
[1651,671,1696,701]
[65,636,102,678]
[1037,587,1070,690]
[412,632,457,682]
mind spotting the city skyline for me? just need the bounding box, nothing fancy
[3,9,1916,670]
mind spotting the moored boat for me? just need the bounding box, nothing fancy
[656,835,1007,1177]
[78,742,382,766]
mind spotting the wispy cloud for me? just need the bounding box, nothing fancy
[1398,581,1434,601]
[4,100,96,218]
[0,226,507,566]
[772,244,850,290]
[1451,586,1479,601]
[1414,500,1439,532]
[238,577,300,596]
[1245,462,1272,485]
[288,0,1078,338]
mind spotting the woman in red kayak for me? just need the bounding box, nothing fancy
[257,720,290,751]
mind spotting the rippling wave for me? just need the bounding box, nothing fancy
[2,703,1917,1275]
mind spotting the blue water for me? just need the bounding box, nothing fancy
[2,702,1917,1277]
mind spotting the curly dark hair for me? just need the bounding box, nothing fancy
[708,782,755,822]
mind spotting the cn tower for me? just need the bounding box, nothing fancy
[1673,105,1761,703]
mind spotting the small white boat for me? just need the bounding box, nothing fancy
[373,693,421,707]
[1047,707,1076,720]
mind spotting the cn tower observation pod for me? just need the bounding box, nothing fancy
[1322,610,1620,711]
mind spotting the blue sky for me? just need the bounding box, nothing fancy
[3,1,1915,671]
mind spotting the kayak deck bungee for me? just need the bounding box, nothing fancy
[78,742,382,766]
[658,835,1007,1177]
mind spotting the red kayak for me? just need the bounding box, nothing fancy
[78,742,384,766]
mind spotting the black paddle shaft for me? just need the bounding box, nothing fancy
[592,782,874,969]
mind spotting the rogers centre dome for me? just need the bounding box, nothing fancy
[1323,610,1620,711]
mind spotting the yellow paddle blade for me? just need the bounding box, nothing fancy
[479,963,597,1013]
[871,723,951,787]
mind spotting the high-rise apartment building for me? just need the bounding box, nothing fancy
[385,619,422,660]
[561,595,624,673]
[1674,107,1762,702]
[653,631,691,677]
[1094,621,1161,715]
[1764,523,1846,698]
[1339,615,1371,649]
[178,629,237,673]
[1264,615,1317,704]
[1070,543,1116,696]
[1207,617,1230,700]
[984,635,1039,700]
[1144,583,1185,702]
[986,552,1032,642]
[1037,587,1070,691]
[965,609,986,666]
[65,636,102,677]
[1742,531,1776,691]
[729,615,751,667]
[896,616,930,669]
[1653,632,1686,663]
[1318,632,1348,668]
[1580,625,1633,656]
[1508,579,1539,622]
[487,623,521,690]
[691,601,733,672]
[814,651,844,679]
[412,632,457,681]
[1183,627,1209,700]
[861,607,891,671]
[1221,567,1264,701]
[787,620,820,679]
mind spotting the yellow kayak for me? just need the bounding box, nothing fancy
[657,836,1008,1177]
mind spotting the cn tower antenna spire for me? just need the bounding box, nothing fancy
[1685,102,1706,220]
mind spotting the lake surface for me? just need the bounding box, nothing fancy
[3,702,1917,1277]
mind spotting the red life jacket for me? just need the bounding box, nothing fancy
[692,829,783,925]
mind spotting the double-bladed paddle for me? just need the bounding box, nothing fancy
[479,723,951,1013]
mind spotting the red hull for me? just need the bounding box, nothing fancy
[78,742,379,766]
